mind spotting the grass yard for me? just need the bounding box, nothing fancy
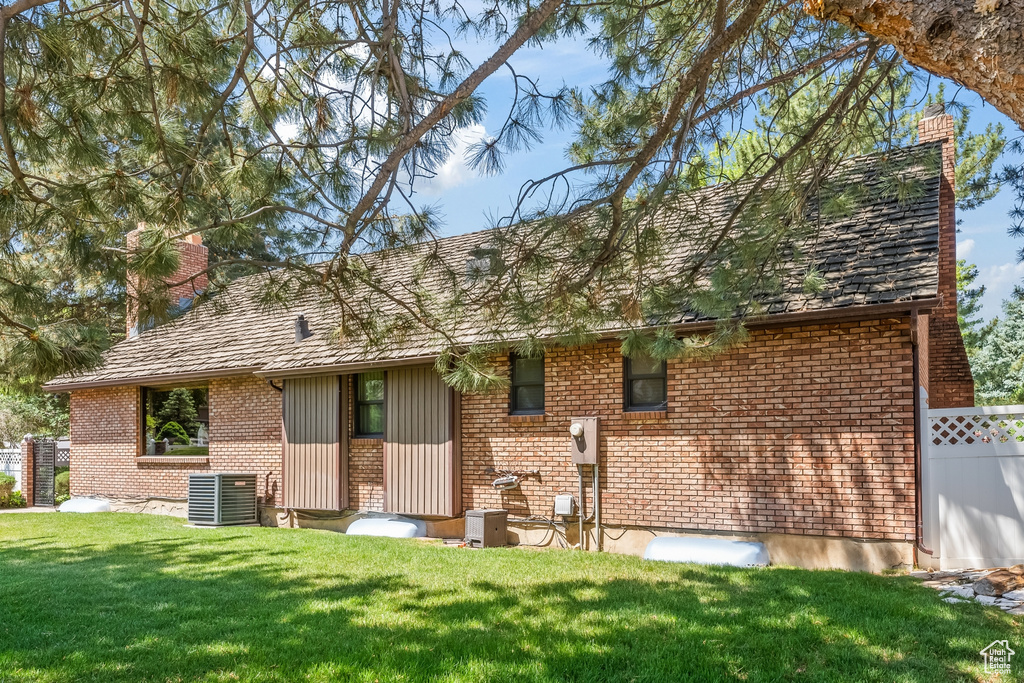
[0,514,1021,683]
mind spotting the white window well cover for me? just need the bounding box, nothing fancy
[643,537,769,567]
[59,498,111,513]
[346,516,427,538]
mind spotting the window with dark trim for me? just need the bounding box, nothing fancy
[510,354,545,415]
[624,356,667,411]
[355,371,385,437]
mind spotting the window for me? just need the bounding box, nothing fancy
[510,354,545,414]
[142,386,209,455]
[624,356,667,411]
[355,371,385,437]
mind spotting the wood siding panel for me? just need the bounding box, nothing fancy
[385,367,453,516]
[282,375,342,510]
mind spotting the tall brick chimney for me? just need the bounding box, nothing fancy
[126,226,209,338]
[918,104,974,408]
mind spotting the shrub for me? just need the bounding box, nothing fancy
[0,472,14,499]
[157,421,190,445]
[55,470,70,498]
[0,473,26,508]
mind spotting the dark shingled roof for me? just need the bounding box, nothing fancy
[45,142,944,389]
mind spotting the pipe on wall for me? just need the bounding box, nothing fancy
[910,309,934,557]
[593,463,601,552]
[577,464,586,550]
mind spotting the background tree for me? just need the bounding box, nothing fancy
[0,390,67,444]
[956,259,991,363]
[973,287,1024,405]
[154,388,200,437]
[0,0,1020,393]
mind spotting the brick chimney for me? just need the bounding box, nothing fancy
[917,105,974,408]
[126,226,209,338]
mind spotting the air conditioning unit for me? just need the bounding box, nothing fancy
[188,473,258,527]
[465,508,508,548]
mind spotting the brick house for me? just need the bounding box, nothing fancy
[37,110,972,571]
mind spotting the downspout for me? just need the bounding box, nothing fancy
[910,309,933,556]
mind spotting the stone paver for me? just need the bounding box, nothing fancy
[914,567,1024,614]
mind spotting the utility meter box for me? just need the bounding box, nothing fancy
[569,416,599,464]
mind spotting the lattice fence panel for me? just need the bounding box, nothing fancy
[0,448,21,492]
[930,412,1024,447]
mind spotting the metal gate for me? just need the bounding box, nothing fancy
[923,404,1024,569]
[33,439,55,507]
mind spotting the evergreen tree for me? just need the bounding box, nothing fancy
[0,0,1016,392]
[155,389,199,437]
[956,259,991,361]
[974,289,1024,405]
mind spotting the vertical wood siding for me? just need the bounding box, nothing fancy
[282,375,342,510]
[385,366,454,516]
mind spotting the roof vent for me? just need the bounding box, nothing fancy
[465,243,502,284]
[295,314,312,342]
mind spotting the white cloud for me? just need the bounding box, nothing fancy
[416,124,488,196]
[957,238,975,258]
[977,260,1024,319]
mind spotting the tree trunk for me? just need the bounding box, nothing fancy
[808,0,1024,129]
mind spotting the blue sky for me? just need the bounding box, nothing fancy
[410,36,1024,323]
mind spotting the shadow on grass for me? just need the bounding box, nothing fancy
[0,514,1019,682]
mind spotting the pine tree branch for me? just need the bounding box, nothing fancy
[339,0,566,251]
[176,0,256,199]
[0,0,59,203]
[563,0,771,292]
[122,0,176,183]
[683,40,883,285]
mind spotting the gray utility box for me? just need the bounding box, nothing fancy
[188,473,258,526]
[570,416,600,464]
[465,509,508,547]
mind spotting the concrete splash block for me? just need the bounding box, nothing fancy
[644,537,769,567]
[346,516,427,538]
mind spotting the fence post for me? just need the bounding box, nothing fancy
[20,434,33,506]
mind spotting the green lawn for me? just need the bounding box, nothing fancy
[0,514,1020,682]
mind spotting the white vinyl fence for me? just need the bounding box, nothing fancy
[924,404,1024,569]
[0,448,21,493]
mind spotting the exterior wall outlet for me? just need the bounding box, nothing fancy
[554,494,576,516]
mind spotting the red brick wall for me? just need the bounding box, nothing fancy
[461,318,917,542]
[19,436,33,503]
[349,439,384,510]
[70,376,281,500]
[344,376,385,510]
[126,230,209,336]
[208,376,283,504]
[69,385,142,498]
[67,318,918,543]
[918,114,975,408]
